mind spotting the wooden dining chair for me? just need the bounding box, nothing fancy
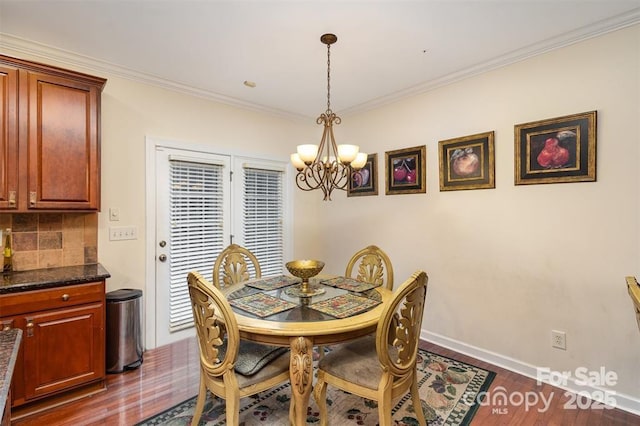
[212,243,262,289]
[626,276,640,332]
[345,244,394,290]
[187,271,292,425]
[313,270,429,426]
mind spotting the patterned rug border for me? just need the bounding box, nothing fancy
[136,349,496,426]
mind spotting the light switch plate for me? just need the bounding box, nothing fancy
[109,226,137,241]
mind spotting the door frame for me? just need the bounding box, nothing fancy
[145,136,294,349]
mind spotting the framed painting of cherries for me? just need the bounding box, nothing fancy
[439,131,495,191]
[515,111,596,185]
[384,145,426,195]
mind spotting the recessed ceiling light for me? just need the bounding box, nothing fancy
[243,80,256,88]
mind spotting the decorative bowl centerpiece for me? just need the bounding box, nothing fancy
[285,259,325,297]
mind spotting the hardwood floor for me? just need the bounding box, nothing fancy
[11,338,639,425]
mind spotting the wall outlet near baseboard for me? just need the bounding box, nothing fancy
[551,330,566,350]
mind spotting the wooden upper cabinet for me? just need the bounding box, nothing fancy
[27,72,100,210]
[0,54,106,211]
[0,64,19,209]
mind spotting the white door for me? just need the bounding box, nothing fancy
[154,146,231,346]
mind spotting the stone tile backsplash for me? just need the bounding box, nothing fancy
[0,213,98,271]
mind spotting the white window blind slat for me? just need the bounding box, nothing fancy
[168,160,225,330]
[242,166,284,277]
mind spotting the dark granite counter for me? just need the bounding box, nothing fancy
[0,264,111,294]
[0,328,22,420]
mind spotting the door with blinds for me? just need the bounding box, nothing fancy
[154,147,289,347]
[155,147,231,346]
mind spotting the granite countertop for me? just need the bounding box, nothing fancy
[0,328,22,416]
[0,263,111,294]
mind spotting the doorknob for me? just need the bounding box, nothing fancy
[158,254,167,262]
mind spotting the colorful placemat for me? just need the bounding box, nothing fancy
[229,293,298,318]
[308,293,381,319]
[245,275,301,291]
[320,276,380,293]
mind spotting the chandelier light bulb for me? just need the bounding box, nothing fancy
[297,144,319,164]
[337,144,359,164]
[351,152,368,170]
[290,153,306,170]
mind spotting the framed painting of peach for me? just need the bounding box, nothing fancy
[439,131,495,191]
[515,111,596,185]
[385,145,426,195]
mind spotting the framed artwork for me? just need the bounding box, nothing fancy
[515,111,596,185]
[385,145,426,195]
[439,131,495,191]
[348,153,378,197]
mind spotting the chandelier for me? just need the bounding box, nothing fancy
[290,33,367,201]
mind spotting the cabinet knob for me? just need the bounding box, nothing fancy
[29,191,37,206]
[26,320,34,337]
[62,294,70,301]
[8,191,16,206]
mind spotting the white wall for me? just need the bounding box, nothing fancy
[313,25,640,408]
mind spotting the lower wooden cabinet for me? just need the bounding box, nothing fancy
[0,281,105,408]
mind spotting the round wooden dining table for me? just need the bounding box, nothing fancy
[222,276,392,426]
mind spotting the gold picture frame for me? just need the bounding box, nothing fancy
[439,131,495,191]
[385,145,426,195]
[348,153,378,197]
[515,111,596,185]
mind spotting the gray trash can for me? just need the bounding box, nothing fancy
[106,288,143,373]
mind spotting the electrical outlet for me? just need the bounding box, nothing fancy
[109,226,137,241]
[551,330,566,350]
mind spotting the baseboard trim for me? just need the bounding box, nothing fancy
[423,330,640,416]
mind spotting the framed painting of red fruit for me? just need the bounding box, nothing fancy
[515,111,596,185]
[385,145,426,195]
[438,131,495,191]
[348,153,378,197]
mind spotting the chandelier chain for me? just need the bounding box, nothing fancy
[326,43,331,112]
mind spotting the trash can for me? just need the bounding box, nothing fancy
[106,288,143,373]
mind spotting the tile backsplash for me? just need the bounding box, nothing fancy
[0,213,98,271]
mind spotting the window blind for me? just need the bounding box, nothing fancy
[169,160,225,330]
[242,166,284,277]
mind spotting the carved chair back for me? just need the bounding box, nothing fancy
[212,243,262,289]
[345,245,394,290]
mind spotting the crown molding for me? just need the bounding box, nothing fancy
[0,33,307,122]
[341,8,640,117]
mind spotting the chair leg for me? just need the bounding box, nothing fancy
[313,372,329,426]
[410,374,427,426]
[226,395,240,425]
[191,377,207,426]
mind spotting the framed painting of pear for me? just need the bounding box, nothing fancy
[439,131,495,191]
[514,111,596,185]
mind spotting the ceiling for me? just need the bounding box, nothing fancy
[1,1,639,120]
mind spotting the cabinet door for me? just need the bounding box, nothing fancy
[27,72,100,210]
[21,303,104,400]
[0,64,18,209]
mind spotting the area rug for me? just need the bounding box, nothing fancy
[137,349,495,425]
